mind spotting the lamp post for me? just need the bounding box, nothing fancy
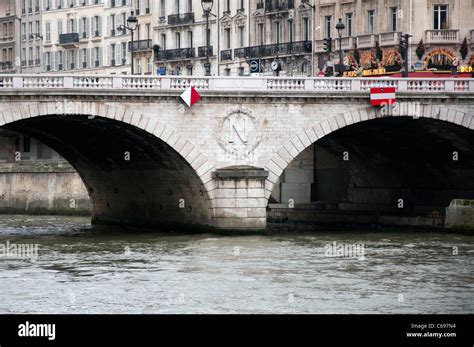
[201,0,213,76]
[118,11,138,75]
[335,18,345,77]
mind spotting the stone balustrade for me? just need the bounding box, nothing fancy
[0,75,472,93]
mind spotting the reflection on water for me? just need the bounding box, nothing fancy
[0,215,473,314]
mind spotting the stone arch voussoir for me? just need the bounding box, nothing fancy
[263,105,474,200]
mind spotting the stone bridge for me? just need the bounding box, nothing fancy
[0,75,473,231]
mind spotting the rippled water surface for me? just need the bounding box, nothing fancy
[0,215,473,314]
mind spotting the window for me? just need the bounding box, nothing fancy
[22,23,26,40]
[258,23,264,45]
[35,47,40,64]
[391,7,397,32]
[81,48,88,67]
[81,17,88,38]
[69,50,76,69]
[94,47,100,66]
[224,68,230,76]
[224,28,231,49]
[175,0,179,14]
[121,42,127,64]
[345,13,353,36]
[161,34,166,50]
[147,58,152,74]
[239,0,244,10]
[239,26,244,47]
[45,21,51,41]
[368,10,375,34]
[324,16,332,38]
[35,21,40,37]
[22,48,26,65]
[187,31,192,47]
[287,20,293,42]
[28,47,33,64]
[46,52,51,71]
[146,23,151,40]
[57,19,63,35]
[274,22,280,44]
[29,22,33,39]
[175,32,180,49]
[58,51,64,69]
[187,0,192,12]
[121,13,126,35]
[225,0,230,12]
[93,16,101,36]
[110,14,116,36]
[433,5,448,29]
[110,44,116,65]
[160,0,165,17]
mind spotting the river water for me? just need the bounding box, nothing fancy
[0,215,472,314]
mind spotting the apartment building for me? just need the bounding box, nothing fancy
[152,0,219,76]
[0,0,21,74]
[20,0,43,73]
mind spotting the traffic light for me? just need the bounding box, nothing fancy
[323,37,332,53]
[398,36,406,56]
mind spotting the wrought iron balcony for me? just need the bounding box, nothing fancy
[0,62,13,70]
[221,49,232,61]
[234,41,311,59]
[59,33,79,47]
[129,39,153,52]
[198,46,213,58]
[264,0,294,12]
[168,12,194,26]
[155,47,195,61]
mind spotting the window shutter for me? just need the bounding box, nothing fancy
[79,17,83,36]
[117,44,122,64]
[98,16,102,36]
[85,17,89,38]
[91,16,95,36]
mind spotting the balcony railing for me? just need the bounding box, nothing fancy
[1,75,472,94]
[198,46,213,58]
[379,32,401,47]
[155,47,195,61]
[59,33,79,46]
[425,29,459,44]
[221,49,232,61]
[234,41,311,59]
[339,37,354,51]
[168,12,194,26]
[0,62,13,70]
[129,39,153,52]
[357,34,376,48]
[264,0,294,12]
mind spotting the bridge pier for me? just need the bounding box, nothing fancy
[211,166,269,232]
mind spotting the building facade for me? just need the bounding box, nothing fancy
[20,0,43,73]
[1,0,473,76]
[0,0,21,74]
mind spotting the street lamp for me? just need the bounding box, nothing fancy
[118,11,138,75]
[201,0,213,76]
[335,18,345,76]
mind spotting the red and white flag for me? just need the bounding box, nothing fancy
[370,87,396,106]
[180,86,201,108]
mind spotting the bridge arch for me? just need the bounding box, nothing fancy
[264,105,474,220]
[0,100,216,230]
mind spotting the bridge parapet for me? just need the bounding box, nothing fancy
[0,75,472,93]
